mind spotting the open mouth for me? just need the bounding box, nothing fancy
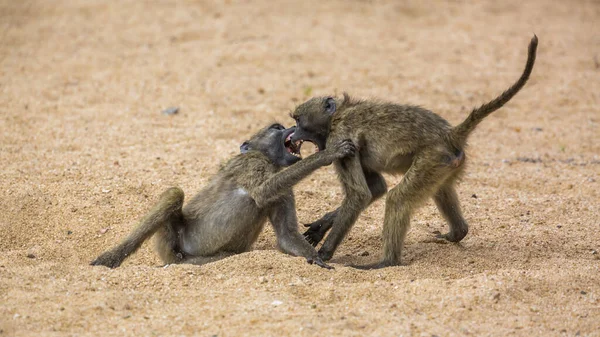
[284,132,319,159]
[284,132,302,158]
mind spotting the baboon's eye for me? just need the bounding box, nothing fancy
[324,97,336,114]
[269,123,285,130]
[288,112,299,124]
[240,141,250,153]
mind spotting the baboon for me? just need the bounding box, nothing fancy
[289,35,538,268]
[91,123,356,269]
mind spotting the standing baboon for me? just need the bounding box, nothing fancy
[91,123,356,269]
[289,36,538,268]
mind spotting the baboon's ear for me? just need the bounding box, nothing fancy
[342,92,351,105]
[325,97,336,114]
[240,141,250,153]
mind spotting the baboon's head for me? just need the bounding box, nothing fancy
[240,123,303,167]
[289,96,341,151]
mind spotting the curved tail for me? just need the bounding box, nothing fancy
[452,35,538,146]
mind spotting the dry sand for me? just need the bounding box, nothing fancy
[1,0,599,336]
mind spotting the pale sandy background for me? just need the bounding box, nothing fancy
[1,0,599,336]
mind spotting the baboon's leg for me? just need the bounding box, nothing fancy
[367,172,388,200]
[182,252,235,266]
[91,187,185,268]
[154,210,186,265]
[433,179,468,242]
[361,154,449,269]
[317,155,372,261]
[304,169,387,246]
[270,193,332,269]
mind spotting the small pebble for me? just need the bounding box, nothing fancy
[271,300,283,306]
[471,194,477,199]
[162,107,179,115]
[580,290,587,295]
[359,251,370,256]
[517,157,542,163]
[26,253,36,259]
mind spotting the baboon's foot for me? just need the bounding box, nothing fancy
[317,247,334,262]
[433,228,468,243]
[90,250,125,269]
[348,260,399,270]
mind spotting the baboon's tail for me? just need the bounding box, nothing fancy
[90,187,185,268]
[452,35,538,146]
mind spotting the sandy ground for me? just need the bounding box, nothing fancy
[1,0,599,336]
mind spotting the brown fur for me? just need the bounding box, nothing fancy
[91,124,356,269]
[292,36,538,268]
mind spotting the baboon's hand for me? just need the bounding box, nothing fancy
[307,256,334,270]
[90,250,124,269]
[303,219,331,247]
[330,139,357,159]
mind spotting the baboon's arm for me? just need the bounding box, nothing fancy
[250,151,333,208]
[251,139,355,207]
[268,193,332,269]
